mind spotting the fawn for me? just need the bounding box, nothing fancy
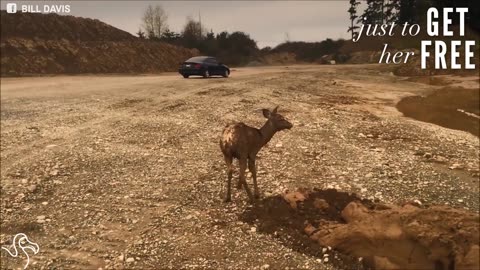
[219,106,293,202]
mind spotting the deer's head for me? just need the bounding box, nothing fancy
[262,106,293,131]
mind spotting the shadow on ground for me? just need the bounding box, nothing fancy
[240,189,370,269]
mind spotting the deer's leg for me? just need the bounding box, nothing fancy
[236,159,243,189]
[237,158,243,189]
[224,155,233,203]
[248,158,259,199]
[239,158,254,202]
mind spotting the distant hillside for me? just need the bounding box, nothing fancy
[339,25,480,55]
[0,11,198,76]
[269,40,347,62]
[261,23,479,67]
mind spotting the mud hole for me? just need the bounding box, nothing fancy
[242,189,479,270]
[397,87,480,137]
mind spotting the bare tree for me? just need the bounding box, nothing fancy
[284,32,291,43]
[153,5,168,37]
[142,5,155,37]
[142,4,168,39]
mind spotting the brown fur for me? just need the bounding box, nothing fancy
[219,106,293,202]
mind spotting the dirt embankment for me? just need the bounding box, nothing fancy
[244,189,480,270]
[0,11,198,76]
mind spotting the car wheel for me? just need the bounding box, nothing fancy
[203,70,210,78]
[183,74,189,78]
[222,70,230,78]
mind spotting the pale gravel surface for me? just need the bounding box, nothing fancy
[1,64,478,269]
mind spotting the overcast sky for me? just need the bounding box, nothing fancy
[2,1,366,48]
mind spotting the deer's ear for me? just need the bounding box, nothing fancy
[272,106,279,114]
[262,109,271,118]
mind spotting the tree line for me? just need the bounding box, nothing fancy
[134,2,478,66]
[136,5,258,66]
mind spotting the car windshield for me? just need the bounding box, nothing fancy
[186,56,211,63]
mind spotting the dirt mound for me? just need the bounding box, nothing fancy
[397,87,480,137]
[1,38,198,75]
[1,11,135,42]
[0,11,198,76]
[242,189,479,270]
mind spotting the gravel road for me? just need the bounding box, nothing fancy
[1,64,478,269]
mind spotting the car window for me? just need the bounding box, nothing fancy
[186,56,208,63]
[207,58,218,64]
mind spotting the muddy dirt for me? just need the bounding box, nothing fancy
[397,87,480,137]
[1,65,479,269]
[243,189,479,270]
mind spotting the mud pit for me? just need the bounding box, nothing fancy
[243,189,479,270]
[397,87,480,137]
